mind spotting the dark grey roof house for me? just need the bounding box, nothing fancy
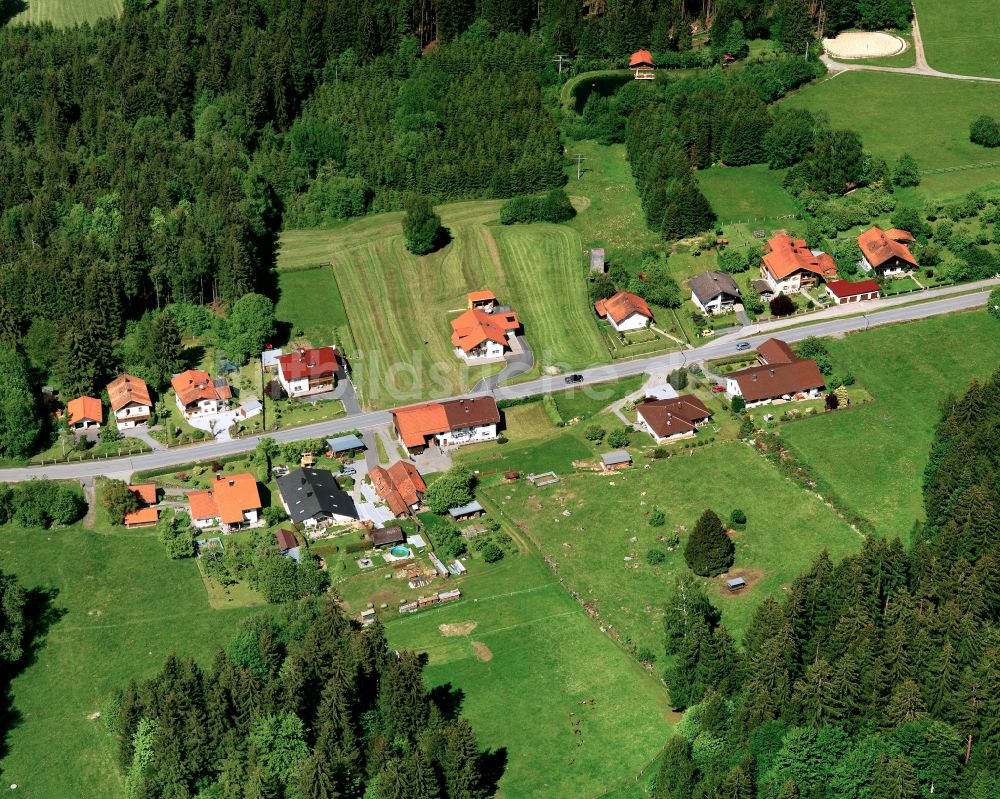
[276,468,358,528]
[689,271,740,314]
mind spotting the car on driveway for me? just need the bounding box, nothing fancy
[711,385,726,393]
[565,374,584,384]
[735,341,751,351]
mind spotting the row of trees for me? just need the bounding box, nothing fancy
[654,370,1000,798]
[112,597,500,798]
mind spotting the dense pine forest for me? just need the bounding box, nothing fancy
[110,602,499,799]
[655,371,1000,799]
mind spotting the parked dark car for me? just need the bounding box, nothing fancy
[565,374,584,384]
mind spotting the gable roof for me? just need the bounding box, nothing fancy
[637,395,712,438]
[372,525,406,547]
[762,235,838,281]
[468,290,496,303]
[124,507,159,526]
[67,396,102,426]
[825,279,881,299]
[187,473,261,524]
[752,279,774,295]
[729,360,825,403]
[274,529,298,552]
[276,468,358,523]
[276,346,338,381]
[261,348,283,369]
[689,271,740,304]
[594,291,653,325]
[756,338,796,365]
[391,397,501,448]
[629,49,654,67]
[172,370,231,407]
[128,483,158,506]
[107,374,151,412]
[857,226,918,268]
[601,451,632,466]
[450,309,520,354]
[370,461,426,518]
[449,500,485,517]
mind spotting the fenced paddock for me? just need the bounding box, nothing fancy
[527,471,561,487]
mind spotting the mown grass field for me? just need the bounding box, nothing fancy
[0,523,260,799]
[914,0,1000,78]
[697,164,799,223]
[9,0,120,26]
[385,552,673,799]
[781,310,1000,542]
[486,442,862,655]
[783,72,1000,198]
[278,201,607,408]
[274,266,349,350]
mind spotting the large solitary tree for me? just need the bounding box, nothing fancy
[684,509,735,576]
[402,195,443,255]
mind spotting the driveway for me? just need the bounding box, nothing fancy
[130,425,165,451]
[187,401,261,441]
[472,335,535,392]
[413,444,452,474]
[354,480,396,527]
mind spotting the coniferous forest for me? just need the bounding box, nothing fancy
[111,602,500,799]
[656,371,1000,799]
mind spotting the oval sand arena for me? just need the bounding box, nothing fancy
[823,31,906,59]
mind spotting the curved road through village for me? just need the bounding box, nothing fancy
[2,279,996,483]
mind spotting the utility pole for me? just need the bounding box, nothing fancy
[552,54,569,75]
[570,154,585,180]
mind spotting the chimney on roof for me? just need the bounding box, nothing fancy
[752,373,757,381]
[770,369,775,377]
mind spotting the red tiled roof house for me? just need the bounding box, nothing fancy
[107,374,152,429]
[187,473,262,532]
[760,235,838,294]
[451,307,521,362]
[391,397,501,454]
[66,396,102,430]
[629,49,655,79]
[725,337,825,407]
[595,290,653,332]
[824,279,881,305]
[636,395,713,443]
[276,346,339,398]
[369,461,427,517]
[857,227,917,276]
[171,369,231,417]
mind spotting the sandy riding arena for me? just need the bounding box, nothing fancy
[823,31,906,59]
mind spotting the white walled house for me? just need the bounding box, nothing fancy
[187,473,262,532]
[689,271,741,314]
[824,279,881,305]
[171,369,231,417]
[760,235,838,294]
[276,346,339,397]
[107,374,152,429]
[276,468,359,529]
[391,397,501,454]
[594,291,653,332]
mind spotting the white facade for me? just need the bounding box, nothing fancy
[454,336,509,362]
[114,404,151,429]
[825,287,880,305]
[436,422,498,449]
[279,373,312,397]
[635,412,696,443]
[690,290,735,315]
[71,418,99,430]
[177,395,226,417]
[192,508,259,530]
[610,312,650,333]
[760,266,801,294]
[725,377,821,408]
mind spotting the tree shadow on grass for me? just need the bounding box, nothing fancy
[433,226,453,252]
[0,1,26,27]
[428,682,465,721]
[0,586,67,771]
[477,747,508,796]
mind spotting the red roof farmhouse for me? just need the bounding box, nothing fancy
[107,374,152,429]
[450,296,521,361]
[760,235,838,294]
[276,346,339,397]
[595,290,653,332]
[857,226,917,276]
[187,473,262,532]
[391,397,501,453]
[629,49,655,79]
[66,396,102,430]
[725,338,825,407]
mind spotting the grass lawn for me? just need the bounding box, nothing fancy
[914,0,1000,78]
[274,266,350,352]
[279,201,607,409]
[783,72,1000,198]
[0,523,262,798]
[384,552,674,799]
[562,140,662,265]
[781,310,1000,541]
[485,442,862,655]
[697,164,799,223]
[9,0,120,26]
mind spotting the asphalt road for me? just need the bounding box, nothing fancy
[2,285,993,483]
